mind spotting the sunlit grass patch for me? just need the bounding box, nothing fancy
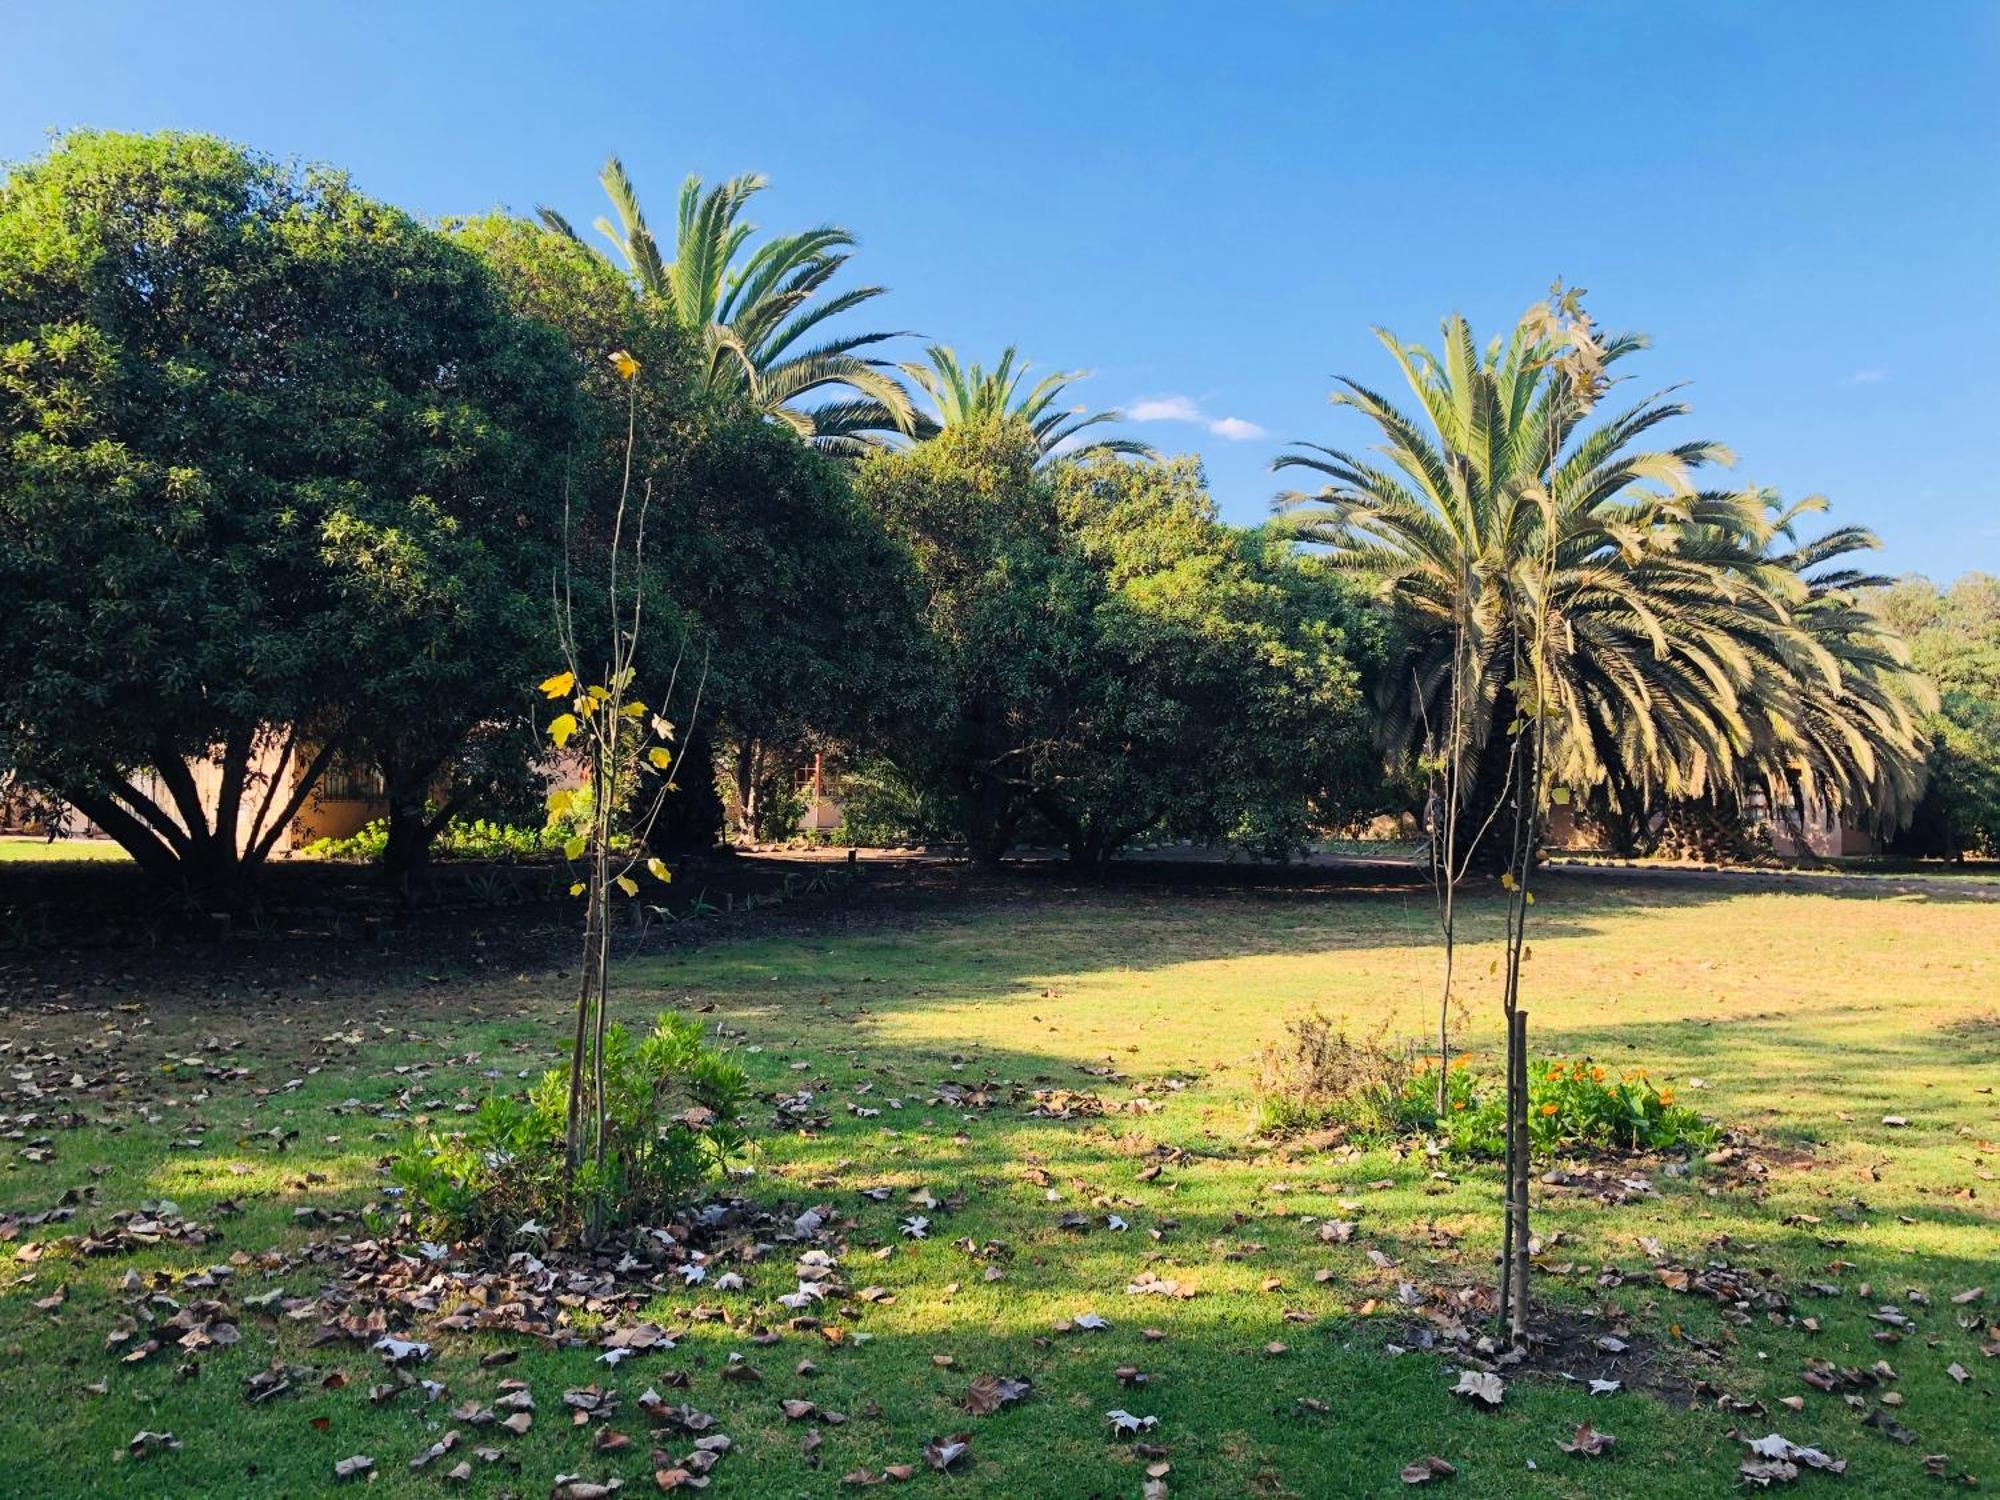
[0,875,1994,1496]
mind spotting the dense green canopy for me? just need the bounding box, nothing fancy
[459,212,929,849]
[856,423,1377,863]
[1876,573,2000,856]
[0,131,580,887]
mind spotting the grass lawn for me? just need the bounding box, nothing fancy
[1,872,1995,1496]
[0,836,130,862]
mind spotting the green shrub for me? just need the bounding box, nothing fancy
[393,1013,748,1245]
[1398,1056,1716,1156]
[830,759,951,847]
[1256,1011,1716,1157]
[303,813,566,863]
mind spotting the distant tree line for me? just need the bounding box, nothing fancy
[0,131,1971,898]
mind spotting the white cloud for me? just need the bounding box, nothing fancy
[1126,392,1266,441]
[1846,368,1889,385]
[1128,395,1203,423]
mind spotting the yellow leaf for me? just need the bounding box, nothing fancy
[608,349,640,380]
[620,700,647,719]
[562,835,586,861]
[614,874,638,897]
[647,857,671,884]
[538,670,575,699]
[1524,891,1536,905]
[1500,871,1517,890]
[547,788,574,818]
[648,747,672,770]
[548,712,579,748]
[568,881,586,897]
[1551,786,1571,805]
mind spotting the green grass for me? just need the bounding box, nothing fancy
[1,874,1996,1496]
[0,835,130,862]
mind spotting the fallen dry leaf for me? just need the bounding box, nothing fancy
[1401,1455,1456,1485]
[1451,1371,1504,1406]
[922,1433,972,1471]
[964,1374,1031,1416]
[1558,1423,1615,1457]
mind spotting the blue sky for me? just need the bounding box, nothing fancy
[5,2,1996,579]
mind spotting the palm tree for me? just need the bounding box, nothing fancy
[1732,502,1933,835]
[901,344,1153,464]
[540,158,917,455]
[1272,306,1925,854]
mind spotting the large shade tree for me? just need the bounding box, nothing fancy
[857,424,1375,864]
[1876,572,2000,857]
[1273,306,1929,856]
[539,158,916,455]
[0,131,580,892]
[460,213,929,850]
[1039,455,1380,862]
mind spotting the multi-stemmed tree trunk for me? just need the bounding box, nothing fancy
[63,726,344,901]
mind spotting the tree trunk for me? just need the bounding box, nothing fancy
[383,801,431,878]
[1452,688,1526,875]
[731,738,761,842]
[380,750,437,882]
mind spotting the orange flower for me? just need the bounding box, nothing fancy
[1590,1066,1606,1083]
[1659,1087,1676,1106]
[1539,1102,1558,1117]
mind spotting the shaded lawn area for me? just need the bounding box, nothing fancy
[0,873,1995,1496]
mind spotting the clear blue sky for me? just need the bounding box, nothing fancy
[5,2,1995,579]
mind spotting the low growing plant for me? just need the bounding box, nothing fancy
[394,1012,747,1246]
[305,814,564,863]
[1405,1057,1716,1157]
[1257,1011,1715,1158]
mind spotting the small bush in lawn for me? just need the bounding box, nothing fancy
[1255,1010,1413,1133]
[394,1013,747,1246]
[1398,1056,1718,1157]
[1258,1012,1717,1158]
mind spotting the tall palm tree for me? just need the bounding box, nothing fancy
[1732,502,1933,832]
[1272,306,1925,850]
[901,344,1153,464]
[539,157,917,455]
